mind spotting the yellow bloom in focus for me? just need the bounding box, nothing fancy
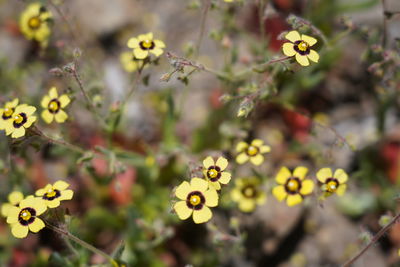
[120,51,146,73]
[282,30,319,67]
[19,3,52,46]
[236,139,271,166]
[0,99,19,131]
[173,178,218,224]
[231,177,266,212]
[1,191,24,217]
[6,196,47,238]
[203,156,232,190]
[127,32,165,59]
[272,166,314,206]
[4,104,37,139]
[41,87,70,124]
[316,168,348,197]
[35,180,74,208]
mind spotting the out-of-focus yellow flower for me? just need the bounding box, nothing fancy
[272,166,314,206]
[173,178,218,224]
[127,32,165,59]
[120,51,146,72]
[19,3,52,46]
[236,139,271,166]
[0,99,19,131]
[316,168,348,197]
[40,87,70,124]
[231,177,266,212]
[4,104,37,139]
[282,30,319,67]
[1,191,24,217]
[203,156,231,190]
[6,196,47,238]
[35,180,74,208]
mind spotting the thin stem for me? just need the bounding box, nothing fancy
[258,0,267,44]
[381,0,388,48]
[342,212,400,266]
[196,0,212,57]
[46,223,117,267]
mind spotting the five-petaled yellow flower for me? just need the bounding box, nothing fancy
[6,196,47,238]
[120,52,146,73]
[236,139,271,166]
[282,30,319,67]
[272,166,314,206]
[0,99,19,131]
[1,191,24,217]
[316,168,348,197]
[203,156,232,190]
[127,32,166,59]
[4,104,37,138]
[35,180,74,208]
[19,3,52,46]
[174,178,218,224]
[231,177,266,212]
[41,87,70,124]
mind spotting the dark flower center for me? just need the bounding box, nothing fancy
[325,178,339,193]
[207,166,221,182]
[139,40,155,50]
[246,145,259,156]
[48,99,61,114]
[43,188,61,200]
[294,40,310,55]
[18,207,36,226]
[242,185,257,198]
[2,107,14,119]
[186,191,205,210]
[13,113,27,128]
[28,16,41,29]
[285,177,302,194]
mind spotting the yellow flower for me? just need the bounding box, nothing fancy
[231,177,266,212]
[272,166,314,206]
[316,168,348,197]
[120,51,146,73]
[40,87,70,124]
[127,32,166,59]
[4,104,37,139]
[203,156,232,190]
[35,180,74,208]
[0,99,19,131]
[173,178,218,224]
[19,3,52,46]
[6,196,47,238]
[282,30,319,67]
[236,139,271,166]
[1,191,24,217]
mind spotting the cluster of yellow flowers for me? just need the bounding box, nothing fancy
[173,138,349,223]
[1,181,73,238]
[0,87,71,139]
[120,32,165,73]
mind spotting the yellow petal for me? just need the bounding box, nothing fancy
[9,191,24,205]
[282,42,296,56]
[11,223,29,238]
[133,48,149,59]
[336,184,347,196]
[174,201,192,220]
[150,48,164,57]
[209,181,221,190]
[49,87,58,99]
[238,199,256,212]
[307,50,319,63]
[204,188,218,207]
[9,98,19,108]
[20,197,47,215]
[299,179,314,195]
[190,177,208,192]
[24,116,36,128]
[285,30,301,42]
[231,188,242,202]
[54,110,68,123]
[203,156,214,168]
[236,153,249,164]
[293,166,308,180]
[334,169,348,184]
[286,194,303,206]
[127,37,139,48]
[236,141,248,152]
[301,34,317,46]
[1,203,12,217]
[143,32,153,40]
[59,95,71,108]
[46,199,61,208]
[216,157,228,170]
[154,39,165,48]
[250,154,264,166]
[53,181,70,190]
[6,206,20,223]
[41,110,54,124]
[219,172,231,184]
[295,54,310,66]
[260,145,271,154]
[41,95,51,108]
[18,105,36,116]
[316,168,332,183]
[256,191,267,205]
[11,127,25,139]
[59,190,74,201]
[28,218,45,233]
[275,167,291,184]
[193,206,212,224]
[272,185,287,201]
[175,181,191,200]
[251,139,264,147]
